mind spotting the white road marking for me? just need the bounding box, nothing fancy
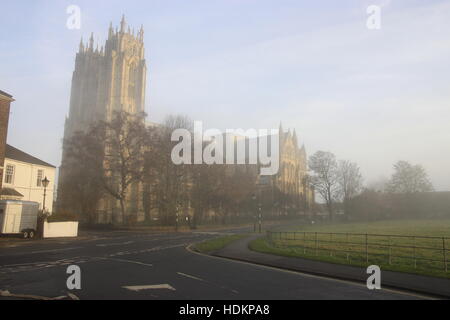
[177,271,240,295]
[177,272,204,282]
[122,284,176,292]
[105,258,153,267]
[30,247,82,254]
[0,247,83,257]
[1,243,187,275]
[96,241,134,247]
[0,290,71,300]
[107,243,189,258]
[193,232,230,235]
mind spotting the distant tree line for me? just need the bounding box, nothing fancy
[348,160,440,221]
[308,150,441,221]
[59,110,443,225]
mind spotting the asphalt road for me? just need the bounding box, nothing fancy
[0,229,427,300]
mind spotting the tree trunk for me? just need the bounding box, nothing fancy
[343,197,350,220]
[120,198,126,225]
[328,203,333,221]
[327,188,333,221]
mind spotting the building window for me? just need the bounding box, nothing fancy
[5,165,15,184]
[37,170,44,187]
[128,64,136,100]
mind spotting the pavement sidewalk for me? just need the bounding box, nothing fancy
[213,235,450,298]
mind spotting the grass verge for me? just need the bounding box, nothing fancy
[250,237,450,279]
[195,234,249,253]
[249,219,450,279]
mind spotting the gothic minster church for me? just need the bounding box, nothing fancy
[58,17,314,223]
[58,16,146,223]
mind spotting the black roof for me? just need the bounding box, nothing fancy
[0,90,13,98]
[5,144,56,168]
[0,188,24,197]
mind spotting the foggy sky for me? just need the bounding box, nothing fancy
[1,0,449,190]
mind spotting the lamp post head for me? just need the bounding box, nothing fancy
[42,177,50,188]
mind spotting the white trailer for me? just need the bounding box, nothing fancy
[0,200,39,239]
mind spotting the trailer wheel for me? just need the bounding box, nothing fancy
[22,231,29,239]
[28,230,35,239]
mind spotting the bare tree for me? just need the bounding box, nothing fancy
[143,115,193,225]
[309,151,339,220]
[217,166,257,225]
[337,160,363,216]
[75,111,148,224]
[61,111,147,224]
[190,163,226,227]
[103,111,148,224]
[60,129,104,224]
[387,161,434,194]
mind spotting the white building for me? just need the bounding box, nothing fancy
[1,144,56,213]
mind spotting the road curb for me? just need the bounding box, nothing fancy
[216,251,445,299]
[185,242,437,300]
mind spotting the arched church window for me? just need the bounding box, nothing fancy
[128,63,137,101]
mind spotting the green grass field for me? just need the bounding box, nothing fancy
[250,219,450,279]
[195,234,248,253]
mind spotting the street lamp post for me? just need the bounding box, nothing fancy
[252,194,257,232]
[42,177,50,213]
[175,202,181,232]
[258,205,262,233]
[175,207,179,232]
[256,187,263,233]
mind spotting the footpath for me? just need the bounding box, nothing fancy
[213,235,450,298]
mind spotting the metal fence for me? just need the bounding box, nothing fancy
[266,231,449,272]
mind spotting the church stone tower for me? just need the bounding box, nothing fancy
[59,16,147,223]
[64,15,146,137]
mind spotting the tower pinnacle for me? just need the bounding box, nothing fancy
[89,32,94,50]
[79,37,84,52]
[292,128,298,146]
[139,24,144,41]
[120,14,127,33]
[108,22,113,38]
